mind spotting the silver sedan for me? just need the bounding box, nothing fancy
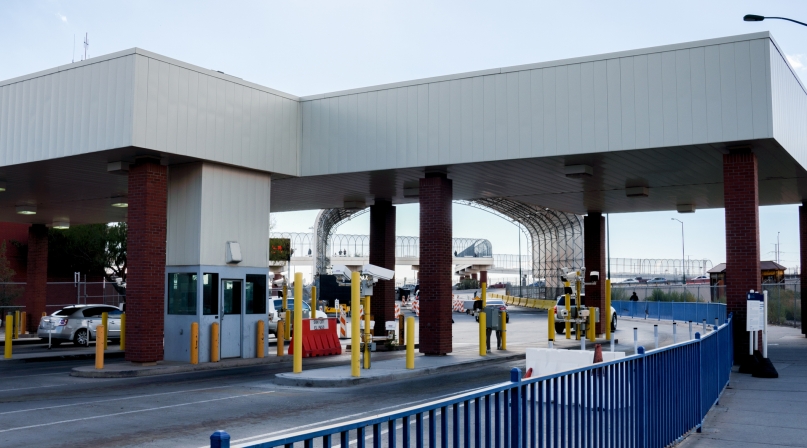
[37,305,122,346]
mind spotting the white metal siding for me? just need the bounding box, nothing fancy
[770,41,807,170]
[166,163,203,266]
[300,38,774,176]
[131,55,299,176]
[0,55,136,166]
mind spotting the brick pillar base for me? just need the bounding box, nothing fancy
[419,173,452,355]
[480,271,487,284]
[584,213,606,334]
[369,200,396,337]
[126,159,167,363]
[723,152,761,358]
[24,224,48,333]
[800,204,807,336]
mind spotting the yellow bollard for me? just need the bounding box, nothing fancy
[405,316,415,369]
[13,310,19,340]
[101,312,108,350]
[4,315,11,359]
[20,311,26,335]
[500,311,507,350]
[605,279,612,341]
[282,284,288,312]
[211,322,220,362]
[363,296,371,369]
[276,320,285,356]
[95,325,104,369]
[351,271,360,378]
[120,313,126,351]
[190,322,199,364]
[564,282,572,339]
[311,285,317,314]
[481,282,487,307]
[293,272,303,373]
[588,308,596,342]
[284,310,291,341]
[479,312,487,355]
[257,320,265,358]
[548,306,555,343]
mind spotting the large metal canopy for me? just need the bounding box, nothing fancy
[0,32,805,227]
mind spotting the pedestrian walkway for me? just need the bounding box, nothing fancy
[680,325,807,447]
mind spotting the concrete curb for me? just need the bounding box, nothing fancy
[274,352,526,388]
[70,355,300,378]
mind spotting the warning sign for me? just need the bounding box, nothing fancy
[746,292,764,332]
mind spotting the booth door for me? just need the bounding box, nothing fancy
[220,279,243,358]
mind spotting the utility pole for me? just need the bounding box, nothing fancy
[672,218,685,285]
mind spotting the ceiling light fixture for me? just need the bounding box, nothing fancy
[52,219,70,230]
[676,204,696,213]
[564,165,594,178]
[110,197,128,208]
[16,205,36,215]
[0,181,6,192]
[625,187,649,198]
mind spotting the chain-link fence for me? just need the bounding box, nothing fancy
[0,281,124,311]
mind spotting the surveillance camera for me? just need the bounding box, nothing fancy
[360,264,395,282]
[590,271,600,282]
[331,264,353,283]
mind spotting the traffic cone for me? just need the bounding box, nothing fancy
[593,344,603,363]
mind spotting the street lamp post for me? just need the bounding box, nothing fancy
[744,14,807,27]
[672,218,685,285]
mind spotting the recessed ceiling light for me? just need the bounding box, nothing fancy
[625,187,649,198]
[677,204,696,213]
[110,197,128,208]
[16,205,36,215]
[564,165,594,178]
[53,220,70,229]
[0,181,6,192]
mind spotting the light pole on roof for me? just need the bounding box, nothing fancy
[671,218,685,285]
[744,14,807,27]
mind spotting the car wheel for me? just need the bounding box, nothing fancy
[555,323,565,334]
[611,314,618,332]
[73,328,90,347]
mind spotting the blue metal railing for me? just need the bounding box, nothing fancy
[612,300,727,324]
[212,316,733,448]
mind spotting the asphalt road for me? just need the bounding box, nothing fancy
[0,305,688,447]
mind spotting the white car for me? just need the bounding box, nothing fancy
[553,295,617,334]
[267,297,326,336]
[37,304,122,346]
[621,278,640,284]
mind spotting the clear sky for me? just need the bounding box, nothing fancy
[3,1,806,277]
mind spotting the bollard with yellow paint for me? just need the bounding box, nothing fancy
[257,320,265,358]
[588,308,596,342]
[211,322,220,362]
[564,282,572,339]
[478,311,487,356]
[276,320,285,356]
[4,315,11,359]
[120,313,126,351]
[350,271,360,378]
[311,286,317,314]
[605,279,612,341]
[481,282,487,307]
[406,316,415,369]
[13,310,19,340]
[284,310,291,341]
[190,322,199,364]
[548,307,555,348]
[293,272,303,373]
[95,325,104,369]
[101,312,108,350]
[500,311,507,350]
[20,311,26,335]
[363,296,371,369]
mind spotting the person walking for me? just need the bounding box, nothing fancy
[630,291,639,302]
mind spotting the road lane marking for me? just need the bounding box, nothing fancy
[0,385,233,415]
[0,384,63,393]
[0,391,274,433]
[1,371,71,380]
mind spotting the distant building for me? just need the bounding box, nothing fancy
[708,261,786,286]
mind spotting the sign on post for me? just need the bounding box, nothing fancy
[310,318,329,331]
[746,292,764,332]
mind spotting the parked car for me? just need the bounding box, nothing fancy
[553,295,617,335]
[37,304,122,347]
[687,275,710,284]
[646,277,669,285]
[473,298,510,323]
[268,298,326,336]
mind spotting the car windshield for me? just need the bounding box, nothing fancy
[556,296,576,306]
[273,299,310,311]
[487,300,505,306]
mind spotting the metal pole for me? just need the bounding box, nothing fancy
[633,327,638,353]
[689,321,693,340]
[673,322,677,343]
[517,221,522,297]
[654,324,659,349]
[607,213,611,280]
[763,290,769,358]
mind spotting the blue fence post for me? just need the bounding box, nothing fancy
[714,325,720,405]
[636,346,647,448]
[211,430,231,448]
[695,332,703,432]
[510,368,522,448]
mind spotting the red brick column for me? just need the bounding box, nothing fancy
[419,173,452,355]
[369,199,396,337]
[23,224,47,333]
[800,204,807,336]
[126,159,167,363]
[584,213,606,334]
[480,271,487,284]
[723,152,761,358]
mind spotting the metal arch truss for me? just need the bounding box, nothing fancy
[456,199,584,288]
[312,208,369,276]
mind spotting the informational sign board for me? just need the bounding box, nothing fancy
[746,292,765,332]
[310,318,329,331]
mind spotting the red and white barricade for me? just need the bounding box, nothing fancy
[412,299,420,317]
[395,303,401,319]
[339,308,349,339]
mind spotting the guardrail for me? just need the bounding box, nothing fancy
[492,293,554,310]
[212,316,734,448]
[613,300,727,325]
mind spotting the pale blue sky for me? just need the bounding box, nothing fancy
[2,1,806,276]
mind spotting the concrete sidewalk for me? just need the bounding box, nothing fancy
[275,349,526,387]
[680,325,807,448]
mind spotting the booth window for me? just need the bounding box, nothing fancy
[203,273,219,315]
[246,274,267,314]
[167,273,197,315]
